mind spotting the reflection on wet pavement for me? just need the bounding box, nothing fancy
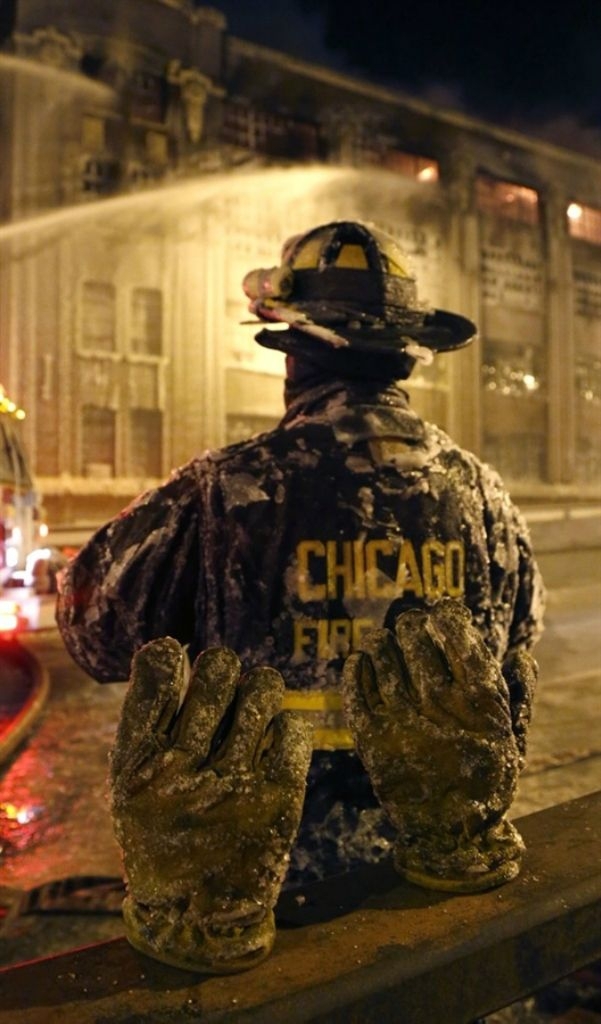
[0,633,124,889]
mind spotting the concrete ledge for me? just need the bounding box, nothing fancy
[526,505,601,555]
[1,792,600,1024]
[544,581,601,610]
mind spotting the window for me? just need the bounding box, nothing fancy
[77,284,165,479]
[573,261,601,483]
[81,53,103,79]
[482,342,545,397]
[222,101,319,159]
[146,131,168,164]
[83,157,120,194]
[355,142,438,180]
[128,163,153,186]
[81,406,116,477]
[223,102,269,151]
[567,203,601,245]
[574,354,601,482]
[481,342,547,483]
[82,282,116,352]
[476,174,539,225]
[131,288,162,355]
[82,115,105,150]
[380,150,439,182]
[129,409,162,477]
[574,267,601,321]
[576,354,601,405]
[130,72,165,122]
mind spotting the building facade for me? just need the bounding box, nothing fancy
[1,0,600,532]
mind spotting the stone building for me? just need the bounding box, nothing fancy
[0,0,600,532]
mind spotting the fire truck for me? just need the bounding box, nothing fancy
[0,385,46,586]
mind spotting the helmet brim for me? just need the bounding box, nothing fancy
[253,300,476,355]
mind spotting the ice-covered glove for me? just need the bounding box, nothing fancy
[342,597,537,893]
[109,638,312,973]
[503,648,538,769]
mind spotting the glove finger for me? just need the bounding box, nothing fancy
[261,710,313,791]
[342,651,376,736]
[112,637,185,776]
[341,643,382,724]
[172,646,241,761]
[503,649,538,706]
[426,600,513,733]
[429,598,503,697]
[355,627,415,707]
[215,666,285,770]
[503,649,538,755]
[393,608,450,706]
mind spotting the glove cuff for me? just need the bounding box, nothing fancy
[122,895,276,974]
[393,817,525,893]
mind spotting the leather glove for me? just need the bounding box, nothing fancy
[109,638,312,973]
[503,649,537,769]
[342,597,538,893]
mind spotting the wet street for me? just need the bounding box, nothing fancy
[0,574,600,1003]
[0,643,36,741]
[0,629,124,891]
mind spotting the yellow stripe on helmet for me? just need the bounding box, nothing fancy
[333,244,369,269]
[290,237,323,269]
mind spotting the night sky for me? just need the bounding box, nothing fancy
[212,0,601,158]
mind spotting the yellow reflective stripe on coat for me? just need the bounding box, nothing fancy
[282,690,343,711]
[281,689,353,750]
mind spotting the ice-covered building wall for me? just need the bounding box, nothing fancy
[0,0,599,529]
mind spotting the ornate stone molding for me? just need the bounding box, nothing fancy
[15,26,82,71]
[167,61,223,143]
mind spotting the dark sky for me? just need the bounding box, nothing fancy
[213,0,601,158]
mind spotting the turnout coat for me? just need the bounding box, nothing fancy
[57,380,545,881]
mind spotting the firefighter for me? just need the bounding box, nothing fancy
[57,221,544,899]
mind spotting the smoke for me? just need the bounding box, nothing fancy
[413,79,601,160]
[507,113,601,160]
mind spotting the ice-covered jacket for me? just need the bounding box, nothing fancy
[57,379,544,691]
[57,379,544,881]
